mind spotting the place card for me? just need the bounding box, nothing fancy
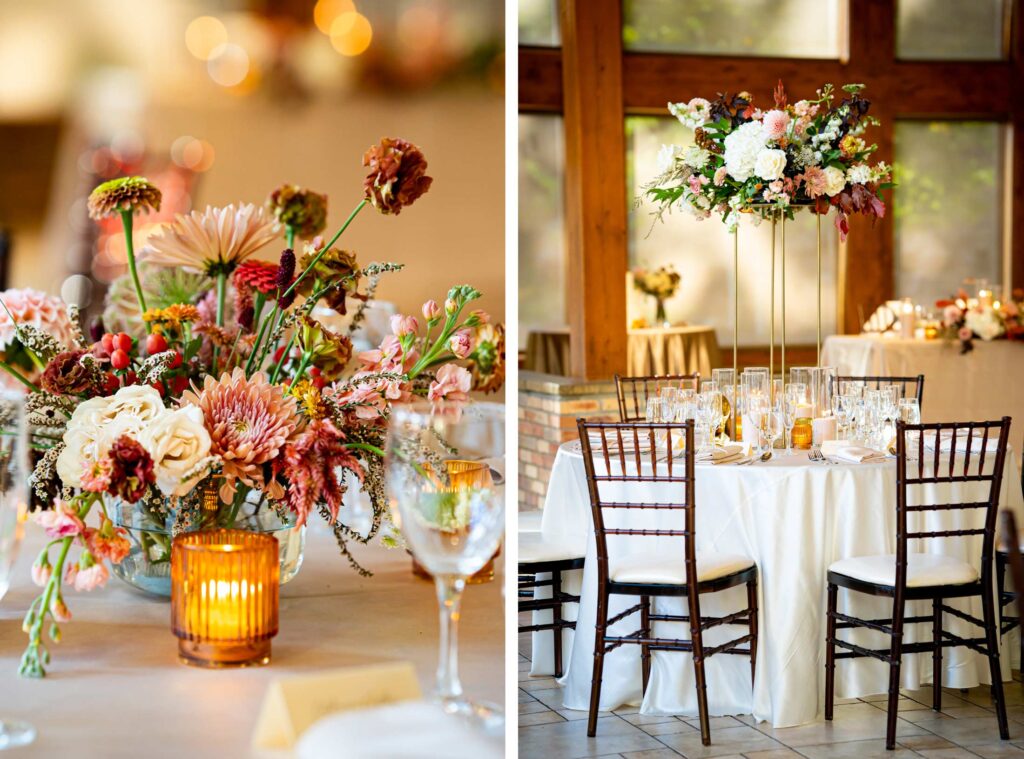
[251,661,422,750]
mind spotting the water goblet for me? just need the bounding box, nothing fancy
[645,397,664,423]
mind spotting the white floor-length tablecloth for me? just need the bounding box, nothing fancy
[530,441,1024,729]
[822,335,1024,428]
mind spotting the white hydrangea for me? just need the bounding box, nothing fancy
[754,148,787,181]
[966,307,1004,341]
[682,145,711,170]
[723,121,766,182]
[656,144,681,173]
[846,164,872,185]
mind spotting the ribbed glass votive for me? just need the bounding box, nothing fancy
[170,530,279,668]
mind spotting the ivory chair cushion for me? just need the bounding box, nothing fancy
[519,531,586,565]
[518,511,543,534]
[829,553,978,588]
[609,551,755,585]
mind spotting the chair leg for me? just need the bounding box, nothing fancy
[690,600,711,746]
[885,601,905,751]
[586,590,609,738]
[640,595,651,694]
[825,583,837,721]
[747,577,758,686]
[981,579,1011,740]
[552,570,563,679]
[932,597,942,712]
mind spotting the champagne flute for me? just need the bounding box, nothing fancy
[385,403,505,733]
[761,407,783,459]
[782,387,801,456]
[0,391,34,750]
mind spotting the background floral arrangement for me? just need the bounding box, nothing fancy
[632,265,681,300]
[937,289,1024,353]
[13,137,504,677]
[642,82,892,240]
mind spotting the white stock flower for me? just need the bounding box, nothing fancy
[138,405,212,497]
[822,166,847,196]
[668,98,711,129]
[754,148,787,181]
[723,121,766,182]
[846,164,872,185]
[656,144,680,173]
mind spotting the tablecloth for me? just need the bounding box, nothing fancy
[530,441,1024,728]
[0,525,503,758]
[524,326,719,378]
[822,335,1024,429]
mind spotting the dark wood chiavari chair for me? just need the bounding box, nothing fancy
[578,419,757,746]
[825,417,1012,750]
[835,374,925,406]
[1000,511,1024,637]
[518,532,585,679]
[614,373,701,423]
[995,462,1024,664]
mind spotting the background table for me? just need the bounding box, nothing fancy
[531,441,1024,729]
[0,525,503,758]
[823,335,1024,430]
[524,326,719,377]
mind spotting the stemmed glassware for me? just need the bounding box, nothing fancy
[711,369,735,440]
[760,404,783,459]
[831,394,850,440]
[782,385,803,456]
[697,389,722,454]
[385,402,505,733]
[0,391,34,750]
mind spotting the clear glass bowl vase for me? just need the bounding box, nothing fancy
[108,493,305,598]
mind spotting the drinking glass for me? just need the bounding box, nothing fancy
[711,369,735,439]
[831,394,850,439]
[0,391,34,750]
[697,391,721,454]
[385,403,505,732]
[899,398,921,425]
[747,395,767,456]
[782,387,802,455]
[645,397,664,423]
[760,407,783,458]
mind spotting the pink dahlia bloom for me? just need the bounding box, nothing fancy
[0,288,76,352]
[182,368,298,501]
[802,167,828,199]
[428,364,472,402]
[33,499,85,538]
[762,110,790,141]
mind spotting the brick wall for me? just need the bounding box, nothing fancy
[518,371,619,512]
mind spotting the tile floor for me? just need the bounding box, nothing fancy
[518,623,1024,759]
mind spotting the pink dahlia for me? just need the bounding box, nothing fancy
[280,419,364,526]
[802,166,828,199]
[182,368,298,501]
[762,109,790,141]
[0,288,76,352]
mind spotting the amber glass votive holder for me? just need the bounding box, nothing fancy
[170,530,279,668]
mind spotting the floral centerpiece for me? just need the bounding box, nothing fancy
[937,290,1024,353]
[15,137,504,677]
[642,82,892,240]
[632,265,681,326]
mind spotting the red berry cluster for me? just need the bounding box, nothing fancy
[95,331,186,396]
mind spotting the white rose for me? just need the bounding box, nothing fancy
[754,148,787,181]
[822,166,847,196]
[105,385,165,424]
[722,121,766,182]
[138,405,212,497]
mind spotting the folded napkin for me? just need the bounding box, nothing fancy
[820,440,888,463]
[696,444,746,464]
[914,430,994,454]
[297,701,503,759]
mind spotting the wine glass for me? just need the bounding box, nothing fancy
[782,387,802,456]
[697,390,721,454]
[0,391,34,750]
[760,406,783,460]
[712,369,736,439]
[831,394,850,440]
[645,397,664,423]
[385,402,505,733]
[899,398,921,425]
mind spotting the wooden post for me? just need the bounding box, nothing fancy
[560,0,628,379]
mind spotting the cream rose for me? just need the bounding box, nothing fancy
[138,405,212,497]
[104,385,165,424]
[822,166,847,196]
[754,148,787,181]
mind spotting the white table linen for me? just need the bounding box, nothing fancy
[531,441,1024,729]
[822,334,1024,428]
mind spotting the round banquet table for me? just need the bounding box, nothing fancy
[822,334,1024,427]
[530,440,1024,729]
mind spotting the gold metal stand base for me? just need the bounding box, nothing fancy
[177,639,272,668]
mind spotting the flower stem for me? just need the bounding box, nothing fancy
[0,361,41,393]
[282,198,368,301]
[212,272,227,374]
[119,210,149,332]
[344,441,386,458]
[268,333,297,384]
[286,227,295,250]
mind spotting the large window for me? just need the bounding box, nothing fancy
[623,0,844,58]
[519,113,567,349]
[893,121,1006,306]
[896,0,1008,60]
[627,116,838,346]
[519,0,560,47]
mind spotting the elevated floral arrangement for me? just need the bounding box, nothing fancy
[937,289,1024,353]
[14,138,504,677]
[642,82,892,240]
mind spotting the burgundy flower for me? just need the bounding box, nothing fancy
[107,435,155,503]
[267,184,328,239]
[276,248,297,308]
[41,350,94,396]
[362,138,433,215]
[280,419,363,526]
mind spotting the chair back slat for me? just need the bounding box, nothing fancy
[578,419,697,588]
[836,374,924,406]
[895,417,1012,591]
[614,373,701,422]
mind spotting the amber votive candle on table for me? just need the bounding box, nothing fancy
[171,530,279,668]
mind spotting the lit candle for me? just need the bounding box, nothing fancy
[171,530,279,668]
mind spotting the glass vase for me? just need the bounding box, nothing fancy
[654,297,669,327]
[108,487,305,598]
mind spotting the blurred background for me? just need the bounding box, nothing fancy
[0,0,504,334]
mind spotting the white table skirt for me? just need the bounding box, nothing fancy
[530,441,1024,729]
[822,335,1024,428]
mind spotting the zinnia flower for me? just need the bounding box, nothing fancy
[140,204,277,275]
[280,418,363,526]
[87,176,162,220]
[267,184,328,239]
[234,260,280,297]
[428,364,472,402]
[182,368,298,502]
[363,137,433,215]
[33,499,85,538]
